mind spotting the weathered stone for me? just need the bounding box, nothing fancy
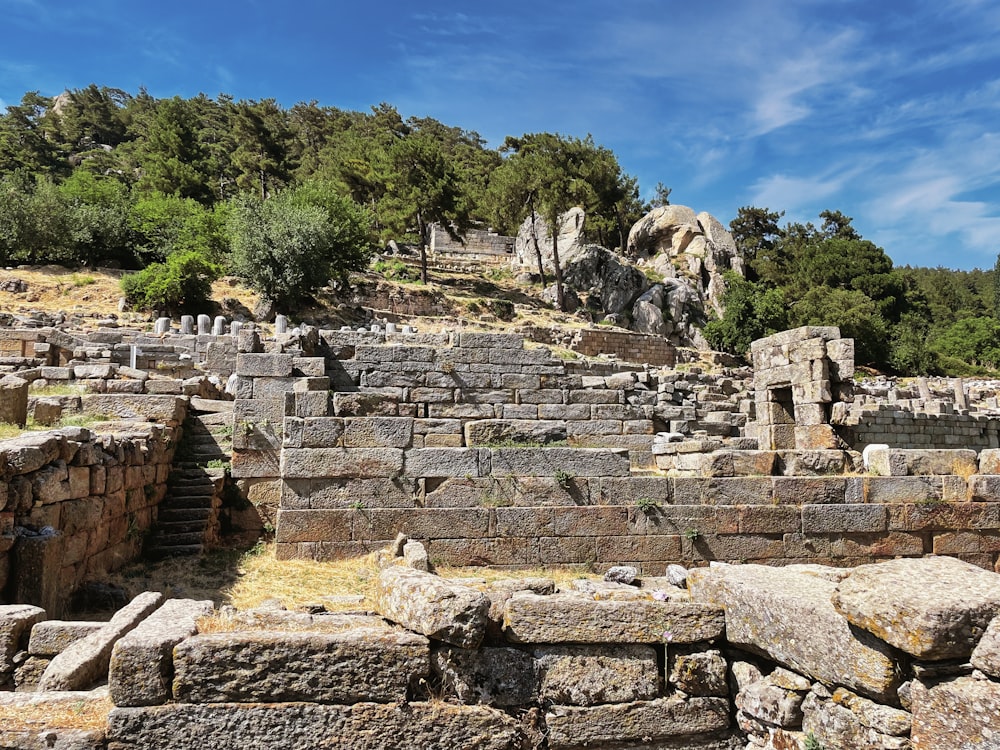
[172,628,428,703]
[802,688,911,749]
[688,563,900,702]
[107,701,523,749]
[281,447,404,479]
[484,578,555,639]
[1,605,46,673]
[545,696,730,749]
[373,568,489,648]
[668,647,728,697]
[535,644,659,705]
[504,592,724,644]
[431,646,536,706]
[489,447,630,477]
[868,448,978,477]
[832,556,1000,659]
[464,419,567,447]
[109,598,214,707]
[81,394,186,423]
[910,675,1000,750]
[28,621,103,657]
[971,615,1000,679]
[736,673,806,728]
[0,690,108,749]
[38,592,163,691]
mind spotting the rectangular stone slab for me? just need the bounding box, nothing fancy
[831,556,1000,660]
[109,598,215,707]
[27,620,104,657]
[688,564,901,703]
[172,628,429,703]
[0,605,46,672]
[910,675,1000,750]
[503,592,724,644]
[107,701,522,750]
[545,696,730,748]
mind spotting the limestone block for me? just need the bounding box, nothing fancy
[668,647,728,697]
[373,568,489,648]
[831,556,1000,659]
[402,448,482,478]
[793,424,839,449]
[777,450,857,476]
[980,449,1000,475]
[108,701,523,750]
[281,447,404,479]
[504,592,724,644]
[489,447,630,477]
[172,628,428,703]
[736,673,807,728]
[38,591,163,691]
[1,433,62,475]
[343,417,413,448]
[0,376,29,427]
[545,696,730,749]
[464,419,566,447]
[687,564,900,702]
[910,675,1000,750]
[535,644,659,705]
[431,646,536,706]
[32,398,63,426]
[867,448,978,477]
[109,598,214,706]
[1,605,46,673]
[235,353,294,377]
[81,394,185,424]
[27,621,103,656]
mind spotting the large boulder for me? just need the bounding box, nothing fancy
[561,245,648,316]
[513,207,587,273]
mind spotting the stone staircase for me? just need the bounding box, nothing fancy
[146,398,234,558]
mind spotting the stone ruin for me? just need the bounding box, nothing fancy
[0,314,1000,746]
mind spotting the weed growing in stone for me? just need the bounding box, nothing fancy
[554,469,575,489]
[636,497,661,514]
[683,527,701,541]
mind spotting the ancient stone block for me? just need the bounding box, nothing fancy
[373,568,489,648]
[802,687,912,749]
[81,394,186,424]
[403,448,482,477]
[802,503,887,534]
[545,696,730,749]
[971,615,1000,679]
[464,419,566,447]
[109,598,215,706]
[173,627,428,704]
[535,644,659,705]
[235,353,294,377]
[281,447,404,479]
[688,564,900,702]
[27,621,102,657]
[431,646,536,706]
[831,556,1000,659]
[0,605,46,674]
[668,647,729,697]
[489,447,630,477]
[343,417,413,448]
[38,591,163,691]
[868,448,978,477]
[504,592,724,644]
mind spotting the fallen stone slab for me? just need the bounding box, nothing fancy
[1,605,46,674]
[172,627,428,704]
[431,646,536,706]
[373,568,489,648]
[535,644,659,705]
[107,701,523,750]
[910,675,1000,750]
[109,598,214,707]
[38,592,163,692]
[831,556,1000,660]
[688,564,900,702]
[545,696,730,749]
[28,621,104,657]
[504,592,724,645]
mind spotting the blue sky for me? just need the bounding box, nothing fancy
[2,0,999,270]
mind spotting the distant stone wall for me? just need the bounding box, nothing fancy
[429,223,514,263]
[571,328,676,367]
[834,401,1000,450]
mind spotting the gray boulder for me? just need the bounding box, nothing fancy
[562,245,648,315]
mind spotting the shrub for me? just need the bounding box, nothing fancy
[120,250,220,314]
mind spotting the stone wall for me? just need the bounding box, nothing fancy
[834,400,1000,450]
[571,328,676,367]
[0,408,183,618]
[429,223,514,264]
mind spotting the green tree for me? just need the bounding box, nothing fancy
[791,287,890,366]
[129,193,226,263]
[227,183,373,309]
[58,170,133,266]
[120,250,220,314]
[729,206,784,282]
[0,92,65,177]
[231,99,293,200]
[703,272,788,355]
[135,96,212,202]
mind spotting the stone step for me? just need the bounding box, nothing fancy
[155,519,210,535]
[148,530,206,547]
[167,477,218,492]
[158,507,213,523]
[161,494,216,510]
[190,397,234,413]
[145,543,205,559]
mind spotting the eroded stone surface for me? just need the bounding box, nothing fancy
[1,605,46,673]
[910,675,1000,750]
[28,621,103,657]
[971,616,1000,679]
[832,556,1000,659]
[534,644,659,705]
[688,564,900,702]
[431,646,536,706]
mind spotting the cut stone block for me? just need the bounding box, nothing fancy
[281,447,404,479]
[81,394,186,424]
[489,447,630,477]
[831,556,1000,659]
[668,647,729,697]
[688,564,900,702]
[503,592,724,644]
[971,615,1000,679]
[38,592,163,691]
[172,628,428,703]
[0,605,46,673]
[109,598,214,706]
[107,701,523,750]
[802,687,912,749]
[431,646,536,706]
[28,621,103,657]
[867,448,978,477]
[545,696,730,749]
[373,568,489,648]
[535,644,659,705]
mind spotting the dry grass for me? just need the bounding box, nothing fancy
[0,692,112,731]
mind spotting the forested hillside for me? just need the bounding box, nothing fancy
[0,85,996,375]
